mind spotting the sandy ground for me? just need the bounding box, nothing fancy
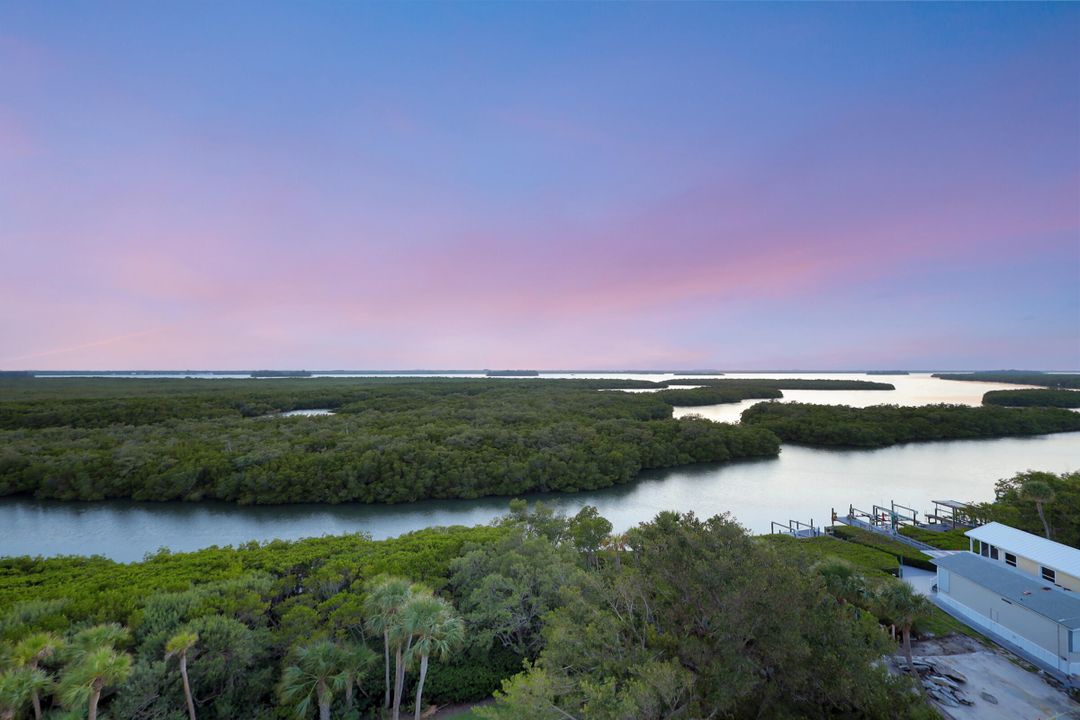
[910,636,1080,720]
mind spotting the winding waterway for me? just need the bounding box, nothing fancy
[1,373,1075,562]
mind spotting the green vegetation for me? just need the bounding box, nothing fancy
[0,377,780,504]
[0,506,941,719]
[0,523,506,720]
[661,378,895,390]
[933,372,1080,389]
[983,388,1080,408]
[479,512,934,719]
[741,401,1080,448]
[969,470,1080,548]
[767,533,977,640]
[898,526,970,550]
[653,386,782,406]
[762,535,902,576]
[828,526,936,570]
[643,377,894,407]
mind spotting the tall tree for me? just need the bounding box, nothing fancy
[1021,477,1056,539]
[403,595,465,720]
[165,630,199,720]
[480,512,918,719]
[362,576,414,714]
[333,642,376,711]
[13,632,63,720]
[59,646,132,720]
[67,624,129,662]
[569,506,612,569]
[814,558,870,607]
[0,667,49,720]
[278,640,344,720]
[875,582,933,673]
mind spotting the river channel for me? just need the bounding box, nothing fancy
[1,373,1075,561]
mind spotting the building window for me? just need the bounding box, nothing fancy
[1005,553,1016,567]
[980,542,989,557]
[1071,629,1079,653]
[990,546,999,560]
[1042,567,1056,583]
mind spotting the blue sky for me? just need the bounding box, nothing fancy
[1,2,1078,369]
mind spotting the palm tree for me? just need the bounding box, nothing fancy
[278,640,344,720]
[362,576,414,712]
[165,631,199,720]
[814,557,869,607]
[13,632,63,720]
[875,582,932,673]
[59,646,132,720]
[403,596,464,720]
[0,667,50,720]
[67,624,129,663]
[333,642,376,711]
[1021,478,1055,539]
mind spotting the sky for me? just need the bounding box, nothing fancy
[1,2,1078,371]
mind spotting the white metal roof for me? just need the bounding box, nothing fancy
[934,553,1080,629]
[966,522,1080,579]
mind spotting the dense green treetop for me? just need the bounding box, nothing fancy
[480,512,933,720]
[969,470,1080,548]
[0,506,940,720]
[982,388,1080,408]
[741,401,1080,448]
[0,378,781,505]
[652,386,783,406]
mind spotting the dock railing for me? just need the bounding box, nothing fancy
[769,519,822,539]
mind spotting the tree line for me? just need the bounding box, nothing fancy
[659,378,895,390]
[740,401,1080,448]
[933,372,1080,389]
[0,379,780,504]
[0,505,939,719]
[982,389,1080,408]
[0,377,893,431]
[968,470,1080,548]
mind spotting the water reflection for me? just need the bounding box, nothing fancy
[2,432,1076,562]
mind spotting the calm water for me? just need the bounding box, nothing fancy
[670,372,1044,423]
[3,372,1075,561]
[1,432,1076,562]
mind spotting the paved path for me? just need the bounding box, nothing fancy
[900,566,936,597]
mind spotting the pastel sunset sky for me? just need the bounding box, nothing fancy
[2,2,1078,370]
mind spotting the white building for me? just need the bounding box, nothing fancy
[966,521,1080,591]
[933,523,1080,678]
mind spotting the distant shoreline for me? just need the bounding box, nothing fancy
[16,368,1079,377]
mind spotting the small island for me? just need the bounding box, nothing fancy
[250,370,314,378]
[933,371,1080,389]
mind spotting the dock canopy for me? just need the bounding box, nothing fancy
[931,500,969,510]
